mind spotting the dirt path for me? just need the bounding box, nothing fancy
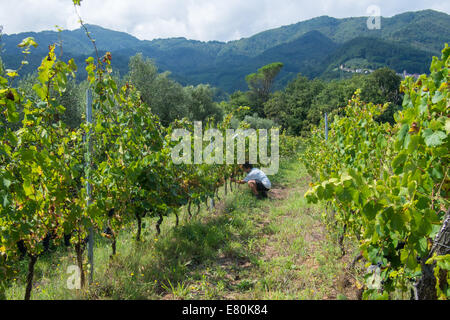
[262,180,363,300]
[189,167,364,300]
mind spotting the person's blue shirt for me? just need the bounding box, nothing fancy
[243,168,271,189]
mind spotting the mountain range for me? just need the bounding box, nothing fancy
[1,9,449,94]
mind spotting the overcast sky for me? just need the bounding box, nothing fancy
[1,0,449,42]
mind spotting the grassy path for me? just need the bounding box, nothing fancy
[6,160,364,300]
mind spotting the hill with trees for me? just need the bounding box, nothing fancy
[0,10,448,93]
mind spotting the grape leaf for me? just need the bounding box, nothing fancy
[423,130,447,147]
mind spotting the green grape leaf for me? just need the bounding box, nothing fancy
[363,201,382,220]
[2,178,11,189]
[432,91,444,104]
[23,180,34,197]
[429,120,443,131]
[423,130,446,147]
[17,37,38,48]
[392,151,408,172]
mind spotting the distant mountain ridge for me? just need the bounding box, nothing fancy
[1,9,448,93]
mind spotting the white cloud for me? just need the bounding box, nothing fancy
[0,0,76,34]
[0,0,449,41]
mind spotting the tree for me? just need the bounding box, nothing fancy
[127,53,158,107]
[264,75,324,135]
[306,77,361,133]
[150,72,189,126]
[360,68,402,124]
[127,53,188,126]
[264,69,403,136]
[184,84,223,123]
[246,62,284,116]
[264,91,287,128]
[242,114,279,130]
[55,79,88,129]
[17,74,86,130]
[221,91,252,120]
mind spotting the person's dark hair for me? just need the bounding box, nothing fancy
[243,162,253,170]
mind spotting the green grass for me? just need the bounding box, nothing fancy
[5,159,363,300]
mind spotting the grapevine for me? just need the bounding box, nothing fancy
[302,45,449,299]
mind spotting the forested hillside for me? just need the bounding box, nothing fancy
[1,10,448,92]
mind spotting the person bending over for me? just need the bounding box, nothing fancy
[232,163,271,199]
